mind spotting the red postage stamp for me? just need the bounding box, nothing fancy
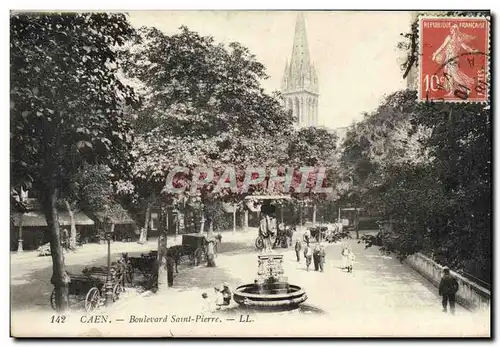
[419,16,490,103]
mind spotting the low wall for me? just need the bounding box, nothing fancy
[406,253,490,311]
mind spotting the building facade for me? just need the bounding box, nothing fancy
[281,13,319,127]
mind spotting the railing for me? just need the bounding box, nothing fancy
[405,253,490,311]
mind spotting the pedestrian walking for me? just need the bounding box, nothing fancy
[303,228,311,247]
[439,267,459,314]
[295,238,302,262]
[341,244,349,270]
[304,244,313,271]
[313,243,321,271]
[318,243,326,272]
[346,245,355,273]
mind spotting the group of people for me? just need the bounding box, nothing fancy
[294,232,356,273]
[201,283,232,312]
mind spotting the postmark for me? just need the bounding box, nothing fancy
[418,16,490,103]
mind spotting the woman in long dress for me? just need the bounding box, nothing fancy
[432,24,479,95]
[341,244,349,270]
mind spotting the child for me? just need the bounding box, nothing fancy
[221,284,232,306]
[346,246,355,273]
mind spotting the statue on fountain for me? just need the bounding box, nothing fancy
[259,202,277,253]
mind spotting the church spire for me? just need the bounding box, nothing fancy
[289,12,311,75]
[281,12,319,128]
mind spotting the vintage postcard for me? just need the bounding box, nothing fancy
[10,10,491,338]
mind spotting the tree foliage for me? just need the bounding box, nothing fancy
[120,26,295,209]
[340,88,491,282]
[10,12,139,311]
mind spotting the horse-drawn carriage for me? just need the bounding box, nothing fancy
[50,264,125,312]
[123,250,158,282]
[179,233,209,265]
[307,223,349,244]
[255,223,294,250]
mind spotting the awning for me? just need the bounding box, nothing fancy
[12,211,95,227]
[341,208,364,211]
[244,195,291,200]
[93,211,135,225]
[245,201,261,212]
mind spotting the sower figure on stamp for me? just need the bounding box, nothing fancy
[259,203,277,253]
[432,24,479,95]
[439,266,459,314]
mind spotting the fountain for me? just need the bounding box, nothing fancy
[233,254,307,310]
[233,197,307,310]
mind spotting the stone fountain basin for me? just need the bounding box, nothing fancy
[233,284,307,308]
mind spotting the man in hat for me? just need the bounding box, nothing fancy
[439,266,459,314]
[294,238,302,262]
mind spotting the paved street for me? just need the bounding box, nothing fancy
[99,231,489,337]
[10,229,257,312]
[10,229,490,337]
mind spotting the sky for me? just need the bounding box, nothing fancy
[128,11,412,130]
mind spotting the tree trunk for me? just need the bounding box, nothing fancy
[200,212,205,234]
[232,208,236,233]
[312,203,317,227]
[140,202,151,244]
[157,208,169,292]
[44,186,70,312]
[355,209,360,239]
[64,200,77,250]
[17,214,23,252]
[300,203,303,226]
[244,210,249,231]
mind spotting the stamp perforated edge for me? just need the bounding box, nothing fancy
[416,12,491,104]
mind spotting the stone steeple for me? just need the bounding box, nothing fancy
[282,13,319,127]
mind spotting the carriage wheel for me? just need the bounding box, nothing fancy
[50,289,57,311]
[112,283,124,302]
[84,287,100,312]
[255,236,264,250]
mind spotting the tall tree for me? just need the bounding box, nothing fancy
[10,12,138,311]
[120,26,294,275]
[287,126,340,229]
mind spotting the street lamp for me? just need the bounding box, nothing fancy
[104,217,114,306]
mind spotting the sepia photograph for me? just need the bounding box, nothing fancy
[9,9,491,338]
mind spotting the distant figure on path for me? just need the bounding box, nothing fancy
[313,243,321,271]
[303,228,311,247]
[318,243,326,272]
[304,244,313,271]
[295,238,302,262]
[439,267,459,314]
[341,244,355,273]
